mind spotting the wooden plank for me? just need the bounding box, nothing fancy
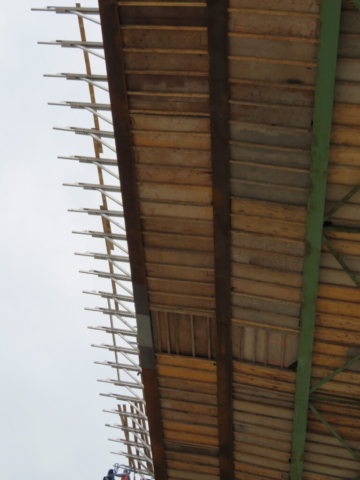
[232,263,302,288]
[232,305,300,330]
[230,122,312,150]
[229,57,316,86]
[138,183,212,204]
[119,5,208,27]
[148,277,214,296]
[145,247,214,268]
[228,0,320,14]
[167,468,219,480]
[230,161,309,188]
[150,291,215,312]
[159,387,217,405]
[231,179,308,206]
[230,81,315,108]
[144,232,213,252]
[234,443,290,471]
[228,34,317,63]
[231,246,305,273]
[229,100,312,129]
[133,130,210,150]
[228,10,319,38]
[231,197,307,223]
[166,450,219,466]
[157,353,216,370]
[231,277,301,304]
[140,201,213,220]
[130,113,210,132]
[126,72,209,94]
[98,2,167,478]
[136,164,212,186]
[231,232,305,257]
[167,461,219,476]
[146,263,213,283]
[122,26,208,50]
[142,216,213,236]
[134,146,211,168]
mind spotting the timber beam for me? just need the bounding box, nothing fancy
[97,1,167,479]
[206,1,233,480]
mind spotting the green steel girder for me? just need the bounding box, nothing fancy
[289,2,342,479]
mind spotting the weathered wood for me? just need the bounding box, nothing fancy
[231,197,307,223]
[142,216,213,236]
[147,263,213,283]
[143,232,213,252]
[126,72,209,94]
[122,26,208,51]
[232,231,305,257]
[139,183,212,204]
[145,247,214,268]
[140,201,213,220]
[231,179,308,206]
[228,10,319,38]
[136,164,211,186]
[232,263,302,288]
[229,57,316,86]
[134,145,211,168]
[119,5,208,27]
[229,0,319,14]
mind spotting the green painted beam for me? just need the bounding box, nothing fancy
[289,2,342,479]
[353,0,360,11]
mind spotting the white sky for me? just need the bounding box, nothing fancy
[0,1,134,478]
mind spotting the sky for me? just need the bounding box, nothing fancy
[0,1,134,478]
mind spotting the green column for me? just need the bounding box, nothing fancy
[290,2,342,479]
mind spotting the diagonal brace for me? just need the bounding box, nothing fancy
[309,404,360,463]
[322,235,360,288]
[310,353,360,394]
[324,183,360,221]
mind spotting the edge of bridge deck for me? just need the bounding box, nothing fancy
[98,1,168,478]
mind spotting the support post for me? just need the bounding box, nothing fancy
[290,2,342,479]
[98,1,167,479]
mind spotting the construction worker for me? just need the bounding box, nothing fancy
[120,467,131,480]
[103,469,114,480]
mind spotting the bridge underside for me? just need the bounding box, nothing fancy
[98,1,360,479]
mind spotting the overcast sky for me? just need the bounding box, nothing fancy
[0,2,132,478]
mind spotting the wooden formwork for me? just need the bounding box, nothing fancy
[97,1,360,479]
